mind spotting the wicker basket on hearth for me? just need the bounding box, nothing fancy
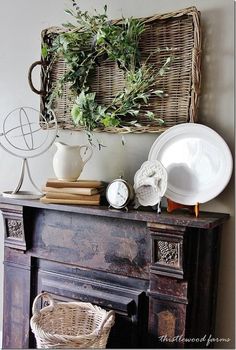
[30,292,115,348]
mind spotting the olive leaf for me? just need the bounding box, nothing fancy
[45,0,174,136]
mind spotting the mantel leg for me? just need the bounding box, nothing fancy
[3,257,32,349]
[147,222,223,348]
[1,205,32,349]
[147,223,188,348]
[148,275,188,348]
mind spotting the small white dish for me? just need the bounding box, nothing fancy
[148,123,233,205]
[2,191,42,199]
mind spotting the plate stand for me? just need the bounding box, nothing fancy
[167,198,199,218]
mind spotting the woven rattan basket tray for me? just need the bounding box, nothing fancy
[29,6,201,133]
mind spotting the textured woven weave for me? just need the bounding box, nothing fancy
[30,293,115,349]
[36,6,201,133]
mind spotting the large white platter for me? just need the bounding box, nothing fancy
[148,123,233,205]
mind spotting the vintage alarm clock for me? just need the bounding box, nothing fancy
[106,177,134,210]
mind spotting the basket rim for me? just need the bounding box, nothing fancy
[41,6,200,36]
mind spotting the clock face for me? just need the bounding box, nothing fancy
[106,180,129,208]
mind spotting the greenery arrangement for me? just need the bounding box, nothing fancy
[43,0,173,138]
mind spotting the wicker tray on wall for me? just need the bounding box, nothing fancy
[29,6,201,134]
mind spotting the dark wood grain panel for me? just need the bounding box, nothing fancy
[29,208,151,279]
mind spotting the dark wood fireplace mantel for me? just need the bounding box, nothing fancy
[0,196,229,348]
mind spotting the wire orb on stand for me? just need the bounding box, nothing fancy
[0,107,57,199]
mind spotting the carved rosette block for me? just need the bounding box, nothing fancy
[147,222,186,279]
[157,240,179,266]
[6,219,23,239]
[0,205,27,251]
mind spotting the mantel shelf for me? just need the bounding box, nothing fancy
[0,195,229,229]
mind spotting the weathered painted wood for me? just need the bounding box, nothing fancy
[0,198,229,349]
[3,262,32,349]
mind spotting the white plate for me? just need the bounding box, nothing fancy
[148,123,233,205]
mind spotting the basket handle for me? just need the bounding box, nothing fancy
[97,310,115,336]
[32,292,55,315]
[28,60,47,95]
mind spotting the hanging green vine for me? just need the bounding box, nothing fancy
[42,0,173,134]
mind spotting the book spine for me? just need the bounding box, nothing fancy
[43,187,98,195]
[45,192,100,201]
[46,180,104,188]
[40,197,100,205]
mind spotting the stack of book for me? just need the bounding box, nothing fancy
[40,179,105,205]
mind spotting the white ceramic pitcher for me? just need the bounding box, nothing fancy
[53,142,93,181]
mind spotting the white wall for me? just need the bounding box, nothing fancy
[0,0,234,348]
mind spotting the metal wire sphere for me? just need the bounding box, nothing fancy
[0,106,57,159]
